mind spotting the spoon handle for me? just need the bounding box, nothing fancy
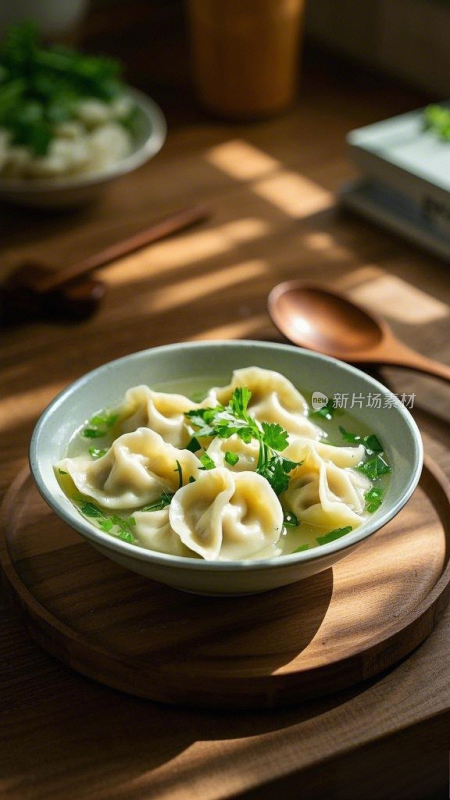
[376,343,450,384]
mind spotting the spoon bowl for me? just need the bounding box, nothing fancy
[268,280,450,383]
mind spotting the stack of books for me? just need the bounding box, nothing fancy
[341,104,450,262]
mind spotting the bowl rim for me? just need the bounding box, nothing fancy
[30,340,424,573]
[0,87,167,193]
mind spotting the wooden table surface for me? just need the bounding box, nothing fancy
[1,13,450,799]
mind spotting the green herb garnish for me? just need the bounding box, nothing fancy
[293,543,309,552]
[283,510,299,528]
[365,486,384,513]
[185,388,300,495]
[186,437,201,453]
[310,398,339,421]
[423,104,450,142]
[89,447,108,459]
[224,451,239,467]
[317,526,353,545]
[140,492,174,512]
[174,460,183,488]
[200,453,216,470]
[339,426,383,453]
[357,454,391,480]
[78,500,136,543]
[0,22,128,156]
[82,409,117,440]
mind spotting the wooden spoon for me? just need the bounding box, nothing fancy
[268,280,450,383]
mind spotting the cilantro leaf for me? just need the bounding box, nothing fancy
[230,386,252,418]
[89,447,107,459]
[200,453,216,470]
[186,437,201,453]
[357,454,391,480]
[339,426,383,453]
[257,455,294,495]
[283,510,299,528]
[82,409,117,439]
[224,451,239,466]
[365,486,384,513]
[82,428,106,439]
[174,460,183,488]
[79,501,104,518]
[140,492,174,512]
[310,399,337,420]
[316,526,353,545]
[77,500,137,543]
[261,422,289,452]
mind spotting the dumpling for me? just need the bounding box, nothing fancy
[57,427,201,509]
[282,443,371,529]
[206,366,323,441]
[169,467,284,560]
[205,433,260,472]
[133,508,194,557]
[284,438,366,469]
[112,385,197,448]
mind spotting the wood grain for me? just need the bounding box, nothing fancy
[1,461,449,709]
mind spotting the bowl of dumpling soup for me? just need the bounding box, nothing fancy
[30,340,423,595]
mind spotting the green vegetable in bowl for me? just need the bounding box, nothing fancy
[0,21,134,158]
[423,104,450,142]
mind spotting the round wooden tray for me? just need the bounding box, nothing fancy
[1,460,450,709]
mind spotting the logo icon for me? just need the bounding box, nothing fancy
[311,391,329,411]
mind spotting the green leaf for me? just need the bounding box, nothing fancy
[79,501,105,518]
[363,434,383,453]
[89,447,107,459]
[317,526,353,545]
[230,386,252,418]
[174,459,183,488]
[200,453,216,470]
[365,486,384,513]
[261,422,289,452]
[82,428,106,439]
[90,412,118,429]
[186,437,201,453]
[357,454,391,480]
[283,510,299,528]
[140,492,174,512]
[257,455,292,495]
[339,426,383,453]
[293,543,309,552]
[310,399,337,420]
[423,104,450,142]
[224,451,239,466]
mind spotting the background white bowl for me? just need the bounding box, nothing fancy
[30,340,423,595]
[0,87,166,209]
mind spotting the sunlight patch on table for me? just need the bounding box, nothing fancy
[188,314,268,341]
[206,139,280,180]
[253,171,333,217]
[0,382,65,431]
[348,272,449,324]
[105,218,271,284]
[303,231,352,259]
[141,260,269,314]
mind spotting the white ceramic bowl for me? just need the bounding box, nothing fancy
[30,340,423,595]
[0,88,166,209]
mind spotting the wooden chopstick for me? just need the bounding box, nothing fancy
[15,205,210,294]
